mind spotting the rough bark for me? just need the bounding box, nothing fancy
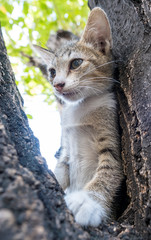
[0,0,150,239]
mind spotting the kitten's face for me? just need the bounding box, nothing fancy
[35,8,113,104]
[47,42,113,103]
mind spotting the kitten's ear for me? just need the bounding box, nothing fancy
[33,45,54,63]
[80,7,112,54]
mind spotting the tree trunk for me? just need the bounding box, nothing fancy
[0,0,150,239]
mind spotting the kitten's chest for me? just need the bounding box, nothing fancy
[61,101,98,191]
[61,103,85,128]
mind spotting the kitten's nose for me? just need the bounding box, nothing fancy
[54,82,65,92]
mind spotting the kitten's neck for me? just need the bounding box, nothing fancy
[62,93,116,128]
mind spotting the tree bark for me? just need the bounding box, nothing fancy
[0,0,150,239]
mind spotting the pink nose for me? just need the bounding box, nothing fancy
[53,82,65,92]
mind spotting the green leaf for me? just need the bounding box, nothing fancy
[26,114,33,119]
[5,2,14,14]
[0,10,7,19]
[23,1,29,15]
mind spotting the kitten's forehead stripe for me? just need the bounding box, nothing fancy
[56,41,78,57]
[54,41,102,67]
[68,49,72,57]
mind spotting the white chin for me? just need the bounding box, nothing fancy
[57,92,83,103]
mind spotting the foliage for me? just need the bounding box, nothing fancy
[0,0,89,104]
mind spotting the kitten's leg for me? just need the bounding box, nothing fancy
[54,148,70,190]
[65,151,123,226]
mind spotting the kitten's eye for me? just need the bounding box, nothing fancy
[70,59,83,70]
[49,68,56,78]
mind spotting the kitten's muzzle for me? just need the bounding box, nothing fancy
[53,82,65,92]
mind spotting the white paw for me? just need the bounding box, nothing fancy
[64,191,107,227]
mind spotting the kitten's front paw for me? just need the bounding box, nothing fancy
[65,191,107,227]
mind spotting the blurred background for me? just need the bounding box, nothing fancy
[0,0,89,171]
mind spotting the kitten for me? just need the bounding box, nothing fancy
[35,7,123,227]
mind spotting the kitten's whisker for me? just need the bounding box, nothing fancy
[80,77,120,84]
[80,59,123,79]
[78,88,85,99]
[80,60,116,79]
[79,86,102,91]
[78,86,103,95]
[79,81,103,87]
